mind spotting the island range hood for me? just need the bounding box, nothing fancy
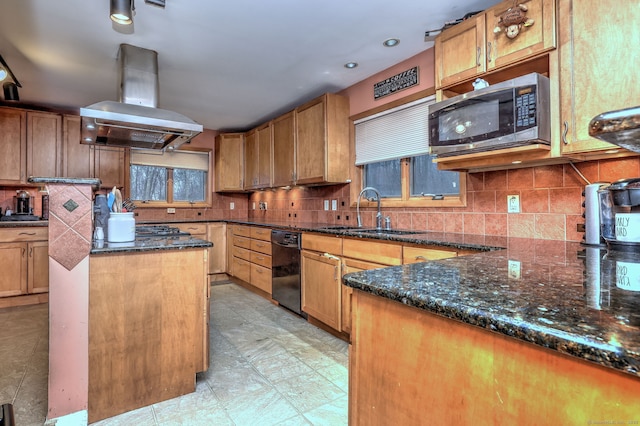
[80,44,203,150]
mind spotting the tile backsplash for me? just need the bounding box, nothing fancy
[248,157,640,242]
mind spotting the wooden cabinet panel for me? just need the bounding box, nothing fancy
[402,246,458,264]
[215,133,245,192]
[231,226,273,296]
[174,223,207,237]
[257,123,272,188]
[250,251,271,269]
[233,246,251,261]
[27,111,62,178]
[244,130,259,189]
[0,227,48,241]
[0,107,27,184]
[343,238,402,266]
[341,257,389,335]
[0,243,28,297]
[207,223,226,275]
[28,241,49,294]
[559,0,640,156]
[301,233,343,255]
[250,227,271,242]
[301,250,341,331]
[250,263,272,294]
[435,14,486,88]
[232,256,251,282]
[272,111,296,187]
[233,236,251,250]
[250,239,272,255]
[233,226,251,238]
[94,147,126,190]
[63,115,93,178]
[226,225,234,276]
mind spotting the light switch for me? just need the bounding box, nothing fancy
[324,200,329,211]
[331,200,337,211]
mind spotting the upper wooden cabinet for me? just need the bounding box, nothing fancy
[559,0,640,158]
[244,123,272,190]
[94,146,127,190]
[27,111,62,179]
[0,107,26,184]
[272,111,296,187]
[295,93,350,185]
[215,133,245,192]
[436,0,556,89]
[62,115,93,178]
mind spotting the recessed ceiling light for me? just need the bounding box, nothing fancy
[383,38,400,47]
[344,62,358,69]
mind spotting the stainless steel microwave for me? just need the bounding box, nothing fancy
[428,73,551,157]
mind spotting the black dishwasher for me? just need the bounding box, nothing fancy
[271,230,304,317]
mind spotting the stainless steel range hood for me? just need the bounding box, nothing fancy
[80,44,203,150]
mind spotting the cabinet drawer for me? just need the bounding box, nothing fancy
[250,263,272,294]
[402,246,457,264]
[302,233,343,255]
[250,251,272,269]
[174,223,207,236]
[250,227,271,241]
[250,239,272,255]
[234,226,251,238]
[0,227,48,242]
[233,257,251,282]
[343,238,402,266]
[233,246,251,261]
[233,236,251,249]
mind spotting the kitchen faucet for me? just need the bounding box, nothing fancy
[356,187,383,229]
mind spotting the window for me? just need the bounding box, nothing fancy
[353,93,465,207]
[129,149,210,207]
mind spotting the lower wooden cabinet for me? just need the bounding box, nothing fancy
[0,227,49,303]
[301,250,342,331]
[230,225,272,295]
[207,223,227,275]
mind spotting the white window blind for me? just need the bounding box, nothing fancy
[354,95,434,166]
[130,149,210,171]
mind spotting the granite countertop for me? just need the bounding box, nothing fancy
[0,220,48,227]
[90,235,212,255]
[343,238,640,378]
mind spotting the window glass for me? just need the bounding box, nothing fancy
[410,154,460,197]
[173,169,207,202]
[363,159,402,198]
[130,165,167,201]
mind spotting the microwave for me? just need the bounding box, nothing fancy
[428,73,551,157]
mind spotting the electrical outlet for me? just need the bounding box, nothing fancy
[507,195,520,213]
[331,200,337,211]
[230,202,235,210]
[508,260,521,280]
[167,207,176,214]
[252,202,256,210]
[324,200,329,211]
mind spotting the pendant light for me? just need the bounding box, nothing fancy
[111,0,134,25]
[0,54,21,101]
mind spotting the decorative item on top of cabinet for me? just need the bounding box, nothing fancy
[435,0,556,89]
[272,110,296,187]
[215,133,245,192]
[295,93,350,185]
[559,0,640,159]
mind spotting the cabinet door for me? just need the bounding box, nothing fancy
[207,223,227,274]
[28,241,49,294]
[0,108,27,184]
[63,115,94,178]
[0,242,28,297]
[214,133,244,191]
[296,98,327,184]
[272,111,296,187]
[301,250,341,331]
[402,246,458,264]
[341,257,388,335]
[226,225,234,276]
[257,123,272,188]
[27,111,62,178]
[435,14,486,88]
[244,130,259,189]
[232,256,251,282]
[94,147,126,189]
[486,0,556,71]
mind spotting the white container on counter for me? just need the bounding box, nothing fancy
[107,212,136,242]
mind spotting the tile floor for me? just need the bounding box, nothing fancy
[0,283,349,425]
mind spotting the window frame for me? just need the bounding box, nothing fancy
[349,88,467,209]
[127,147,212,209]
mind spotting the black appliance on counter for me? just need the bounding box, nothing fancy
[271,229,305,317]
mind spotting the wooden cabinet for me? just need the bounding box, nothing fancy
[402,245,459,264]
[226,225,234,276]
[63,115,94,178]
[436,0,556,89]
[94,147,126,190]
[272,111,296,187]
[27,111,62,178]
[0,107,26,184]
[215,133,244,192]
[207,223,226,275]
[302,250,342,331]
[244,123,272,190]
[0,227,49,303]
[230,225,273,295]
[295,93,350,185]
[559,0,640,157]
[341,257,389,335]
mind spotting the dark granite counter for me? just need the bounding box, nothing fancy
[90,235,212,255]
[343,238,640,378]
[0,220,48,228]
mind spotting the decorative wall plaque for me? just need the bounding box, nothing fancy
[373,66,419,100]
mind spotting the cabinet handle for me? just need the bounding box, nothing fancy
[29,247,33,257]
[256,256,264,261]
[22,248,26,258]
[333,265,338,281]
[255,268,262,274]
[415,256,427,262]
[323,253,340,261]
[487,42,492,63]
[19,232,36,235]
[476,46,482,67]
[562,121,569,145]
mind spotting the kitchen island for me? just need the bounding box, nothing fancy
[88,235,212,423]
[343,238,640,424]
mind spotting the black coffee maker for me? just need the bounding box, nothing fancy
[14,190,31,215]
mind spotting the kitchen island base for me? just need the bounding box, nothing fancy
[88,248,209,423]
[350,290,640,425]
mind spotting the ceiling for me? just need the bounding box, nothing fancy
[0,0,495,132]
